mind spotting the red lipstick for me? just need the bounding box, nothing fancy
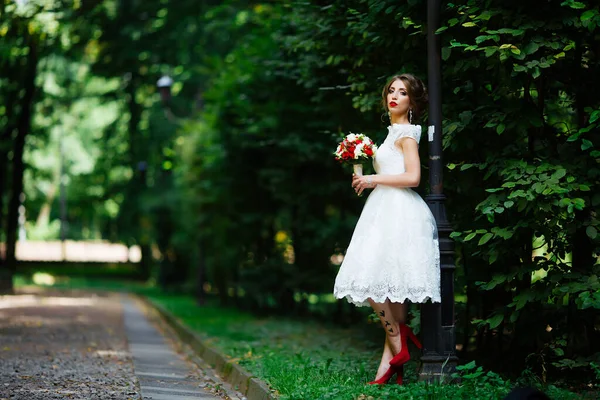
[389,102,398,107]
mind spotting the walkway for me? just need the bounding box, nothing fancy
[0,289,239,400]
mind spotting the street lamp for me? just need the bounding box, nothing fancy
[155,75,206,304]
[157,75,174,105]
[420,0,458,381]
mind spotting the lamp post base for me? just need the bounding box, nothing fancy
[419,351,459,383]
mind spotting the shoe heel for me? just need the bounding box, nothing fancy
[406,326,422,349]
[395,365,404,385]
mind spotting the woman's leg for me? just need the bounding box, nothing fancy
[389,302,408,326]
[368,298,402,379]
[372,336,393,379]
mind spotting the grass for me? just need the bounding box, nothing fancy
[147,294,585,400]
[12,269,592,400]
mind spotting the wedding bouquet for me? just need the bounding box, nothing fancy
[333,133,377,176]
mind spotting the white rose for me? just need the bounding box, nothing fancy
[354,143,365,157]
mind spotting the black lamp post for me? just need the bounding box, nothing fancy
[420,0,458,381]
[155,75,206,304]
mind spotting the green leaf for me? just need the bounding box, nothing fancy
[590,110,600,123]
[554,348,565,357]
[485,47,497,57]
[573,198,586,209]
[504,200,514,208]
[462,22,477,27]
[586,226,598,239]
[581,10,597,21]
[559,198,572,207]
[464,232,477,241]
[496,123,505,134]
[579,184,591,191]
[462,360,477,370]
[568,2,587,9]
[509,311,520,323]
[488,313,504,329]
[442,47,451,61]
[489,251,498,264]
[552,169,567,179]
[523,42,539,55]
[478,232,494,246]
[581,139,593,151]
[436,26,448,34]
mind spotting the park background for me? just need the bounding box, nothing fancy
[1,0,599,398]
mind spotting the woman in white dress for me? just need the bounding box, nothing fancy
[333,74,441,384]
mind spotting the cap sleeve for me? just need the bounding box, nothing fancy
[388,124,422,144]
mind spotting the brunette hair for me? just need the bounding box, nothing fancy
[381,73,428,122]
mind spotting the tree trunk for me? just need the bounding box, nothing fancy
[0,32,19,286]
[2,35,38,293]
[124,73,152,280]
[0,146,10,292]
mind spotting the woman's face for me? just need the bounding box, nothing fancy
[387,79,410,117]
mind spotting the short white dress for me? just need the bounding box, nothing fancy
[333,123,441,306]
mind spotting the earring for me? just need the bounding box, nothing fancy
[409,109,413,124]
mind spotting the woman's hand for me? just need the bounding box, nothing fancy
[352,174,376,196]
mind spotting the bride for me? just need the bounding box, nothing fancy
[333,73,441,385]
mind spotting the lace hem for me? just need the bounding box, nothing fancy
[335,287,441,307]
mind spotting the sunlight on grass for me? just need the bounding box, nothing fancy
[32,272,56,286]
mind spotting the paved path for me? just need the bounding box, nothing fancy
[0,290,237,400]
[123,298,221,400]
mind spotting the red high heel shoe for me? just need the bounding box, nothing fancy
[367,365,398,385]
[389,324,422,368]
[395,364,404,385]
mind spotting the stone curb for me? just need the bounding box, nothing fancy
[136,295,277,400]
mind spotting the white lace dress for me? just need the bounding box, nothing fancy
[333,124,441,306]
